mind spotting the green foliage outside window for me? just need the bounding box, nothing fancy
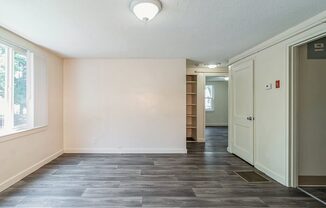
[0,46,5,99]
[14,52,27,107]
[14,52,28,126]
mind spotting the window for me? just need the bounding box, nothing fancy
[0,42,33,134]
[205,85,214,111]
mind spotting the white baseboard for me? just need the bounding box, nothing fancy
[0,150,63,192]
[205,123,228,127]
[227,146,232,153]
[64,148,187,154]
[255,162,286,186]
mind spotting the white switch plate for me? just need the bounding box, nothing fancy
[265,83,272,90]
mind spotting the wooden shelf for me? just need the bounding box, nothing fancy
[186,74,197,139]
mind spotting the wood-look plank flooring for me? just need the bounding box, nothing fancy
[299,187,326,204]
[0,127,324,207]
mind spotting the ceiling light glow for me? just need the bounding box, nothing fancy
[207,64,218,69]
[224,77,229,81]
[130,0,162,22]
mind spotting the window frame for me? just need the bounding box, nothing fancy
[0,40,34,136]
[205,85,214,112]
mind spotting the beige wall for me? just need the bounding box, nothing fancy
[64,59,186,153]
[205,81,228,126]
[0,27,63,191]
[298,43,326,176]
[229,12,326,186]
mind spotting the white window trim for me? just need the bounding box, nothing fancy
[0,126,47,143]
[0,40,34,137]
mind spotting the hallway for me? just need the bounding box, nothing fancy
[0,128,324,207]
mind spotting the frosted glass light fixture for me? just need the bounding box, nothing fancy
[207,64,218,69]
[130,0,162,22]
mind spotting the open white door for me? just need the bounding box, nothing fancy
[231,60,254,164]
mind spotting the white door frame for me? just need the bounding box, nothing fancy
[288,29,326,187]
[197,72,229,143]
[203,73,229,129]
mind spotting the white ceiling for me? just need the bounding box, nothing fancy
[0,0,326,64]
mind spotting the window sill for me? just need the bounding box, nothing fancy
[0,126,48,143]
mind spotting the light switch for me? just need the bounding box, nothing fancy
[265,83,272,90]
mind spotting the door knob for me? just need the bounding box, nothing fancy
[246,116,253,121]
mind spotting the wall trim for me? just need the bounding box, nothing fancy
[0,126,48,144]
[196,138,205,143]
[255,162,286,186]
[229,11,326,64]
[64,148,187,154]
[0,150,63,192]
[227,146,232,153]
[205,123,228,127]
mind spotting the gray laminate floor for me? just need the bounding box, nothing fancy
[0,127,324,207]
[299,187,326,204]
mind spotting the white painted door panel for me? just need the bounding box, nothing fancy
[231,60,254,164]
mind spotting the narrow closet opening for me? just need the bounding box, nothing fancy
[295,36,326,204]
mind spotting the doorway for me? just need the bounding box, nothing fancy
[292,36,326,204]
[204,76,229,152]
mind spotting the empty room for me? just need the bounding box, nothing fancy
[0,0,326,207]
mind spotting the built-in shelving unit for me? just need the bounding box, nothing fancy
[187,114,196,118]
[186,75,197,140]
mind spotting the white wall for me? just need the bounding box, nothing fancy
[253,43,288,184]
[205,81,228,126]
[0,27,63,192]
[229,36,289,185]
[229,11,326,186]
[64,59,186,153]
[298,43,326,176]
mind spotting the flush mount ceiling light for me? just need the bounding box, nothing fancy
[207,64,218,69]
[130,0,162,22]
[205,63,221,69]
